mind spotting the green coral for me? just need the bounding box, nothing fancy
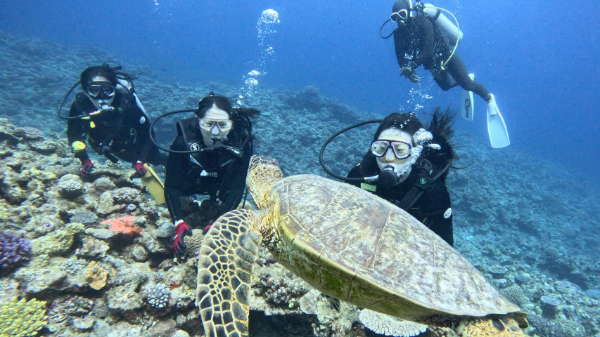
[0,297,47,337]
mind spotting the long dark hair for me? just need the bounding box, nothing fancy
[80,63,137,91]
[422,107,458,181]
[372,112,424,142]
[195,93,260,145]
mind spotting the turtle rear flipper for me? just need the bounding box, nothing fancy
[196,209,262,337]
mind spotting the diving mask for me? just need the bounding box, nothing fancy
[199,118,233,133]
[85,82,115,99]
[390,9,408,23]
[371,140,412,160]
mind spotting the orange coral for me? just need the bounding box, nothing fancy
[102,216,142,236]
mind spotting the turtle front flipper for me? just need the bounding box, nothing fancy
[196,209,263,337]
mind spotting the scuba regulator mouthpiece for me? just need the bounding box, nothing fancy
[378,168,399,188]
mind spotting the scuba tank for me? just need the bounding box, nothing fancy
[116,78,147,114]
[421,3,463,45]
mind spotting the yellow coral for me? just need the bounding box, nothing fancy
[0,297,47,337]
[84,261,108,290]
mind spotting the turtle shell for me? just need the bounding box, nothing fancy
[267,174,519,321]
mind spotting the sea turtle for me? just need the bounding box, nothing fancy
[196,156,528,337]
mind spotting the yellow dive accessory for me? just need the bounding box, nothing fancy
[72,141,87,153]
[140,164,166,204]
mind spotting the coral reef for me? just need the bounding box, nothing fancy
[103,216,143,236]
[0,297,47,337]
[0,31,599,337]
[84,261,108,290]
[0,232,31,270]
[358,309,428,337]
[146,283,171,309]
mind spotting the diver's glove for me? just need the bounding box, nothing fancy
[400,65,413,77]
[131,161,147,179]
[202,223,213,235]
[401,65,420,83]
[173,220,192,259]
[80,159,94,177]
[408,71,420,83]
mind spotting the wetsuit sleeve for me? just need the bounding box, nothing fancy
[217,142,252,216]
[418,181,453,246]
[124,95,153,164]
[66,99,90,162]
[164,136,189,222]
[412,19,435,69]
[393,30,409,68]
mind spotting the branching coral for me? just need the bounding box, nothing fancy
[0,232,31,269]
[0,297,47,337]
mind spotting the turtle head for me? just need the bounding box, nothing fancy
[247,156,284,209]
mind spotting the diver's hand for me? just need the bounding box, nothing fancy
[80,159,94,178]
[400,66,413,78]
[409,71,420,83]
[173,220,192,259]
[202,223,213,235]
[131,161,147,179]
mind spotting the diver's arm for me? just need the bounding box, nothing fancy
[66,100,90,162]
[217,142,252,216]
[412,19,435,69]
[345,165,363,188]
[164,136,189,222]
[420,182,454,246]
[393,30,409,68]
[127,97,154,163]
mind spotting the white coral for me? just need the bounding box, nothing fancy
[359,309,428,337]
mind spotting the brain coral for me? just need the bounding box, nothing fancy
[0,232,31,269]
[0,297,47,337]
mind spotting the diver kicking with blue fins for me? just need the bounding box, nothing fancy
[381,0,510,148]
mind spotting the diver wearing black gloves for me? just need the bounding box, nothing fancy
[65,64,167,178]
[345,110,456,246]
[383,0,509,148]
[164,93,259,258]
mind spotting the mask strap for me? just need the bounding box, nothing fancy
[379,19,398,39]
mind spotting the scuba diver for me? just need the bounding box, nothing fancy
[161,93,259,258]
[346,110,456,245]
[61,64,167,198]
[381,0,509,148]
[320,110,456,246]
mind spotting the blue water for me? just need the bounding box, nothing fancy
[1,0,599,177]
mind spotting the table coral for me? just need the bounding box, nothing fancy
[103,216,142,236]
[0,297,47,337]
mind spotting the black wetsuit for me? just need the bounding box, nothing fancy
[346,153,454,246]
[164,118,251,225]
[394,13,490,100]
[66,92,166,166]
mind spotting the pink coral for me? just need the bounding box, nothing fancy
[102,216,142,236]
